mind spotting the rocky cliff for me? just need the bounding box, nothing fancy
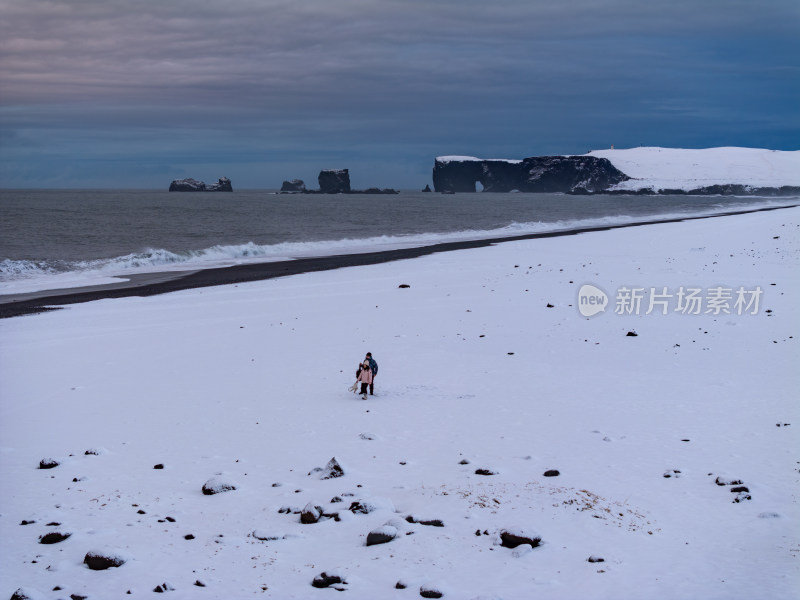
[318,169,351,194]
[169,177,232,192]
[432,156,628,193]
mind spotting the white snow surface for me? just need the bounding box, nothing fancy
[1,208,798,599]
[587,147,800,191]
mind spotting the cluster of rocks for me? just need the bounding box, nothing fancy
[168,177,232,192]
[280,169,398,194]
[713,474,752,503]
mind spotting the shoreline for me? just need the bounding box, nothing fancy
[1,202,796,319]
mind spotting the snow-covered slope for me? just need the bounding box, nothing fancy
[588,147,800,192]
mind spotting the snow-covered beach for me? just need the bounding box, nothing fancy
[1,207,798,599]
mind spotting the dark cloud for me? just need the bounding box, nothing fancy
[1,0,798,187]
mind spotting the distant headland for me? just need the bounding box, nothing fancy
[432,148,800,195]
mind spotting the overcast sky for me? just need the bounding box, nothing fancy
[1,0,798,189]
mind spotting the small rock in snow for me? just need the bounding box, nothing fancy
[587,555,605,563]
[366,524,398,546]
[398,284,411,289]
[310,457,346,479]
[202,476,238,495]
[38,531,71,544]
[349,496,395,514]
[543,469,560,477]
[474,468,497,476]
[420,583,444,598]
[715,476,743,486]
[153,582,175,592]
[300,503,323,524]
[395,580,408,589]
[38,458,59,470]
[83,550,127,570]
[359,432,377,440]
[311,571,347,588]
[499,529,542,549]
[153,464,164,469]
[626,330,638,337]
[733,491,752,503]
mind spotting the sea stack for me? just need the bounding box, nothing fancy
[318,169,351,194]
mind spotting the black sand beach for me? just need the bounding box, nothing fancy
[1,203,795,319]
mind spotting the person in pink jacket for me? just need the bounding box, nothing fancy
[356,361,373,399]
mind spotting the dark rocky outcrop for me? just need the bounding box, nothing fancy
[280,179,306,192]
[318,169,351,194]
[422,184,432,192]
[432,156,628,193]
[169,177,232,192]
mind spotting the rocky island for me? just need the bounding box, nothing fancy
[169,177,232,192]
[280,169,397,194]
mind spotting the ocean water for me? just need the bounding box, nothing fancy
[1,189,797,294]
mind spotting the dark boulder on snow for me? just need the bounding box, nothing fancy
[202,476,238,495]
[83,550,126,570]
[318,169,351,194]
[543,469,560,477]
[38,531,71,544]
[311,571,347,589]
[280,179,306,192]
[420,583,445,598]
[300,503,324,524]
[588,555,605,563]
[474,468,497,476]
[366,525,398,546]
[309,457,346,480]
[500,528,542,549]
[38,458,59,469]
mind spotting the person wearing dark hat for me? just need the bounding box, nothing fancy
[365,352,378,395]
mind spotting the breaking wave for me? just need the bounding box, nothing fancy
[2,200,796,294]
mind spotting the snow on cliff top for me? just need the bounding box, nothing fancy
[436,156,523,164]
[586,147,800,191]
